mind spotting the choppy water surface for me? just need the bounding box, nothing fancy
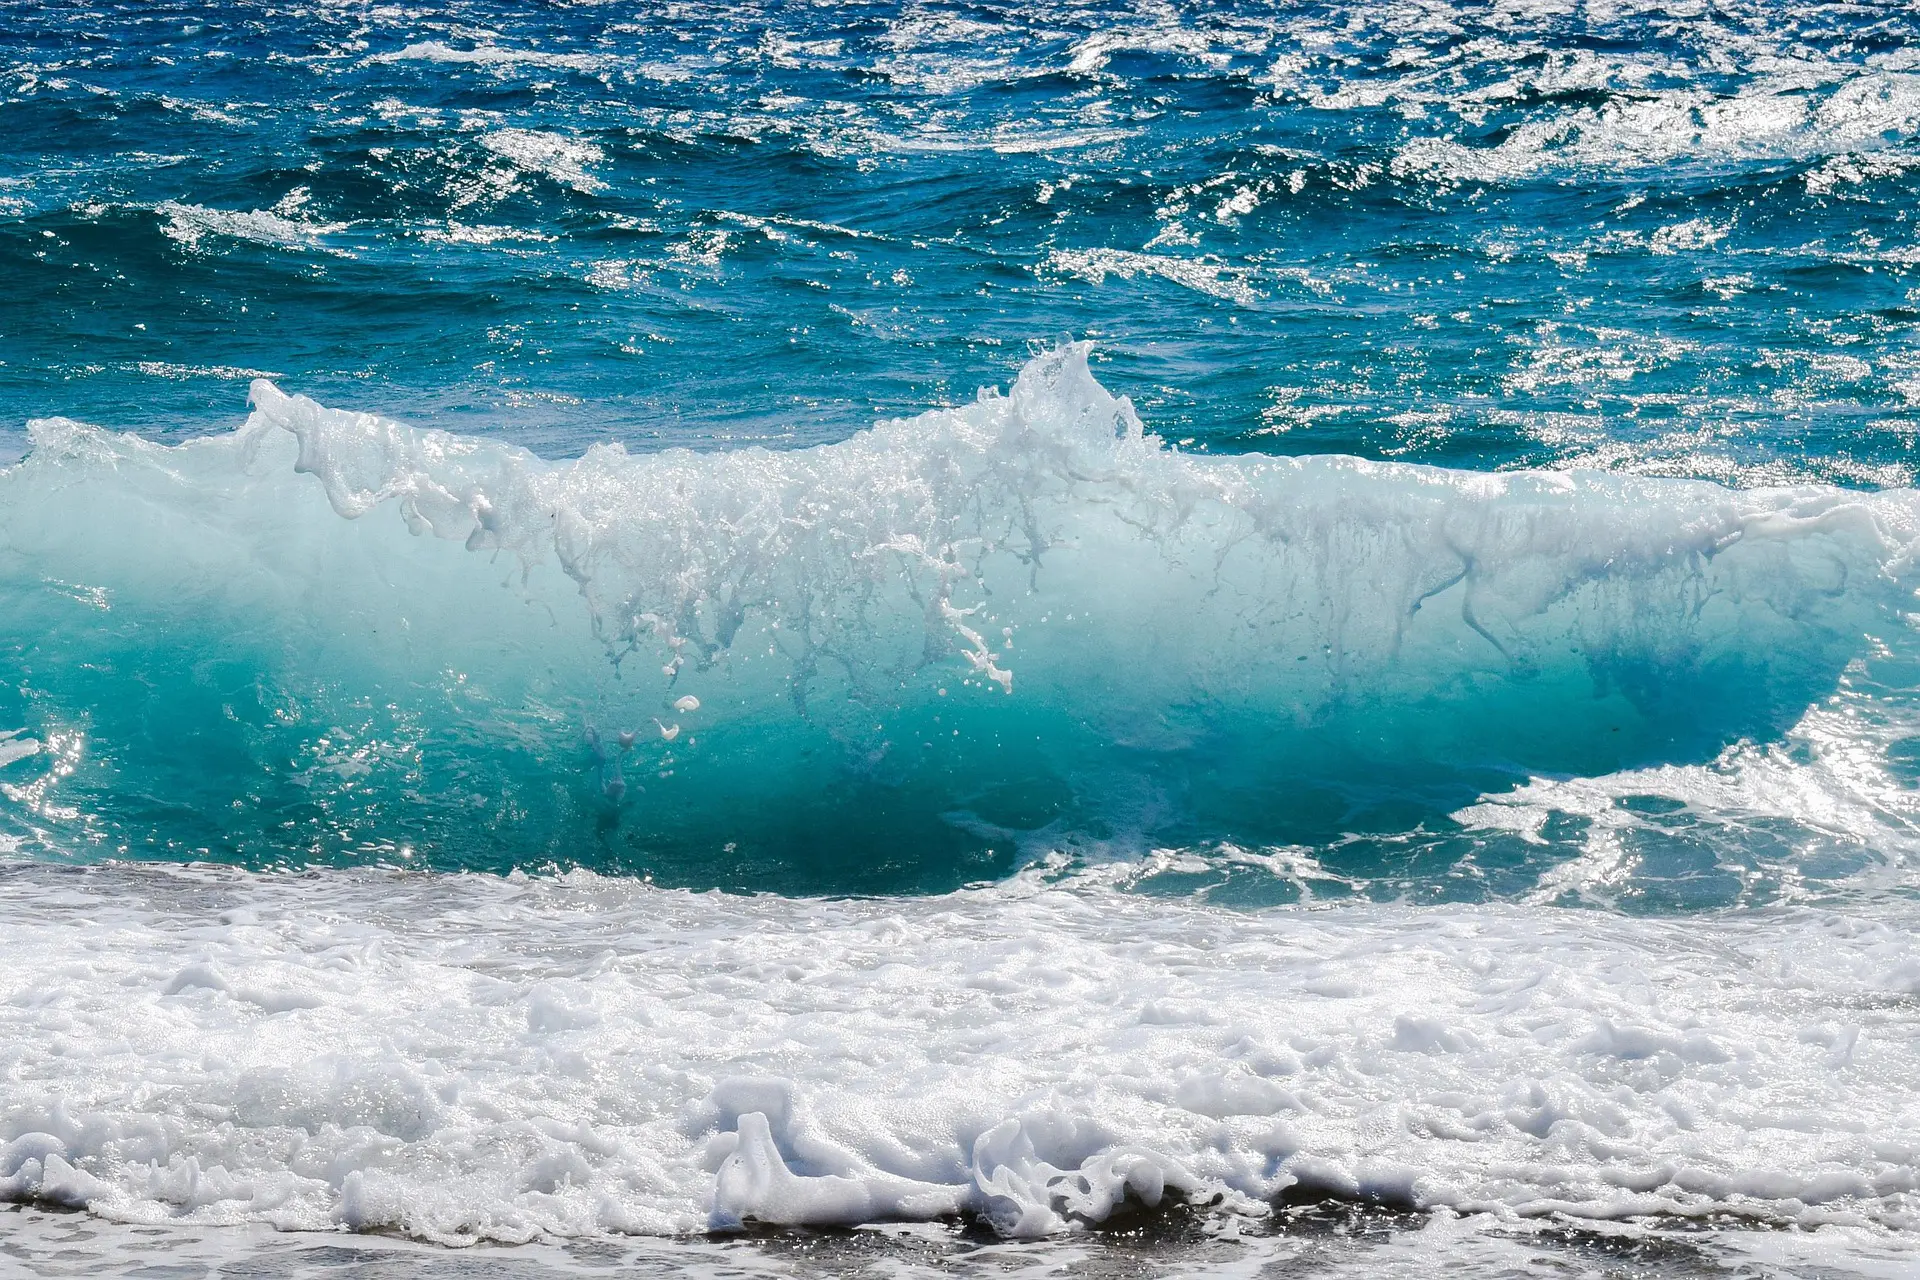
[4,1,1920,1276]
[3,0,1919,473]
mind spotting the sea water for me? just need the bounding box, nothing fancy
[3,1,1920,1275]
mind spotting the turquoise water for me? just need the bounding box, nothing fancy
[4,2,1920,1269]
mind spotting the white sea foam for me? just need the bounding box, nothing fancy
[133,362,283,381]
[370,41,610,74]
[0,729,40,769]
[0,861,1915,1248]
[1453,685,1920,906]
[1041,248,1260,304]
[478,129,608,194]
[155,200,349,254]
[1066,27,1249,75]
[879,126,1142,154]
[416,222,557,247]
[1392,73,1920,185]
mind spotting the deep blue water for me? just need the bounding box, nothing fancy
[3,0,1918,473]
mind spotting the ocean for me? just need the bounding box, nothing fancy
[2,0,1919,1274]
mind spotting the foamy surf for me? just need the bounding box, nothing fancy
[0,859,1915,1250]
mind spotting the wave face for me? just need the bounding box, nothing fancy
[3,347,1915,893]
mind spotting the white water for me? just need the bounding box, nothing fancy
[0,860,1916,1253]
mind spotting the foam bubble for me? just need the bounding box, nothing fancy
[370,41,610,73]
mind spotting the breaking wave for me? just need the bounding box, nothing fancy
[1,346,1917,886]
